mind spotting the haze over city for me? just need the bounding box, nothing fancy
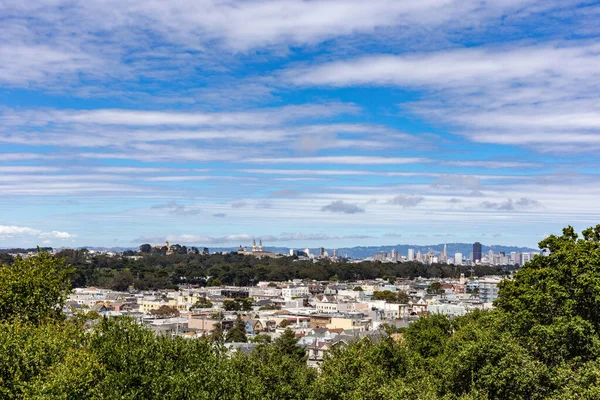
[2,1,600,248]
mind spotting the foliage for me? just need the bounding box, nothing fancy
[225,315,247,343]
[0,251,74,325]
[4,226,600,399]
[279,319,292,328]
[259,303,281,311]
[191,297,213,309]
[372,290,410,304]
[210,321,224,343]
[149,305,180,318]
[427,281,442,294]
[274,329,306,362]
[60,250,507,291]
[224,297,254,311]
[251,334,272,344]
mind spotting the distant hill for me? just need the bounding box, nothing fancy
[2,243,538,259]
[210,243,538,259]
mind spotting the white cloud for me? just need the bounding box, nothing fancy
[0,44,102,87]
[287,43,600,89]
[286,42,600,153]
[246,156,430,165]
[0,225,73,241]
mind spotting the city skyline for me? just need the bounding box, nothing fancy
[2,1,600,248]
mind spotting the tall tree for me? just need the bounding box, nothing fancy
[0,251,73,324]
[495,225,600,364]
[225,315,247,343]
[210,322,224,342]
[274,328,306,362]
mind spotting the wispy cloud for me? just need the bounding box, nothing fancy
[132,231,373,245]
[151,200,201,216]
[247,156,430,165]
[479,197,542,211]
[388,195,425,208]
[286,42,600,153]
[230,201,248,209]
[321,200,365,214]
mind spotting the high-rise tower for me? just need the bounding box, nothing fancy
[473,242,482,263]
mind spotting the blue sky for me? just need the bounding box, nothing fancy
[1,0,600,249]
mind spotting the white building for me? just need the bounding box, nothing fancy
[315,301,350,314]
[479,278,502,304]
[407,249,415,261]
[383,303,410,320]
[281,285,310,299]
[428,303,467,316]
[454,253,463,265]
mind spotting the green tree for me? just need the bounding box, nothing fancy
[495,225,600,364]
[191,297,213,309]
[239,297,254,311]
[109,269,134,291]
[427,281,442,294]
[225,315,247,343]
[404,313,453,359]
[210,322,224,342]
[279,319,292,328]
[251,334,272,344]
[397,290,410,304]
[223,299,241,311]
[274,328,306,362]
[259,303,280,311]
[372,290,400,303]
[149,305,179,318]
[0,251,74,325]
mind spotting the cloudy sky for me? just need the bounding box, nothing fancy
[1,0,600,249]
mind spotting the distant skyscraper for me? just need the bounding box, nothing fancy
[332,249,338,258]
[443,243,448,260]
[455,253,463,265]
[407,248,415,261]
[473,242,482,262]
[319,247,325,257]
[514,252,522,266]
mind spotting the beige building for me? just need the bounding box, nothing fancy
[139,297,178,313]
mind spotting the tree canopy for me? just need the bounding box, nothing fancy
[3,226,600,399]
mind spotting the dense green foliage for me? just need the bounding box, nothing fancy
[372,290,410,303]
[0,252,73,324]
[2,225,600,399]
[33,249,507,290]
